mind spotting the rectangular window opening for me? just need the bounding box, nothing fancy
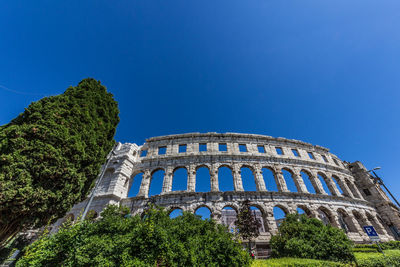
[308,152,315,160]
[291,149,300,157]
[257,145,266,153]
[363,188,371,196]
[199,143,207,152]
[275,147,283,155]
[239,144,247,152]
[321,155,328,163]
[140,150,147,157]
[158,146,167,155]
[179,144,187,153]
[219,143,227,152]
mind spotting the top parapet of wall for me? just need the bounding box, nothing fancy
[145,132,330,153]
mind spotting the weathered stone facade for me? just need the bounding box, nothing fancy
[53,132,400,254]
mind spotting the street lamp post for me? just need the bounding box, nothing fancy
[368,167,400,208]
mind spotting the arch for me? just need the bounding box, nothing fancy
[331,175,344,195]
[195,166,211,192]
[195,205,212,220]
[168,207,183,218]
[149,169,165,197]
[300,170,316,194]
[262,167,278,191]
[172,167,188,191]
[366,212,385,235]
[317,172,332,195]
[281,168,298,192]
[317,206,334,226]
[128,172,143,197]
[273,205,288,228]
[297,205,312,217]
[240,166,257,191]
[352,210,366,230]
[218,165,234,191]
[249,205,268,232]
[345,179,359,198]
[337,208,357,233]
[221,206,237,233]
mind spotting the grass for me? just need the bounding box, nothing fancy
[252,250,400,267]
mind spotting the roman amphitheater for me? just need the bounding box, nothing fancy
[54,132,400,257]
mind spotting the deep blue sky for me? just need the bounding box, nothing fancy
[1,1,399,204]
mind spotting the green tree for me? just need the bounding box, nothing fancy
[270,213,355,263]
[235,200,261,253]
[16,205,251,267]
[0,79,119,247]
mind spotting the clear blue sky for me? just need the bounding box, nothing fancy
[1,1,399,207]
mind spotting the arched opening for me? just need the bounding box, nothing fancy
[331,175,344,195]
[346,179,359,198]
[352,210,365,230]
[366,212,385,235]
[149,169,165,197]
[172,167,187,191]
[195,166,211,192]
[218,166,234,191]
[128,172,143,197]
[318,207,333,226]
[262,167,278,191]
[337,209,356,233]
[300,171,316,194]
[273,206,288,228]
[195,206,212,220]
[282,169,298,192]
[221,206,237,233]
[296,206,312,217]
[317,173,332,195]
[377,215,395,238]
[241,166,257,191]
[250,206,267,232]
[169,208,183,219]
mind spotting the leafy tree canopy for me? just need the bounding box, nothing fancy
[235,200,261,246]
[0,79,119,246]
[16,205,251,267]
[270,213,355,263]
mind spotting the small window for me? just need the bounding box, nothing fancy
[275,147,283,155]
[239,144,247,152]
[140,150,147,157]
[179,144,187,153]
[308,152,315,159]
[291,149,300,157]
[333,158,339,166]
[199,143,207,152]
[219,143,227,152]
[158,146,167,155]
[321,155,328,163]
[257,145,265,153]
[363,189,371,196]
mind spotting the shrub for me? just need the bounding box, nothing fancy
[16,205,251,266]
[270,213,355,263]
[355,250,400,267]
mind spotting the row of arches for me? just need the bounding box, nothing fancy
[126,164,362,200]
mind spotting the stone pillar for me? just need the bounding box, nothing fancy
[162,166,174,193]
[254,166,267,191]
[210,164,219,192]
[311,171,327,195]
[351,181,365,200]
[292,171,308,193]
[338,178,354,198]
[187,165,196,192]
[275,169,289,192]
[233,164,244,191]
[137,169,151,198]
[325,173,341,196]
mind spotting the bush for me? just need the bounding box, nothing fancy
[355,250,400,267]
[16,205,251,266]
[270,214,355,263]
[354,240,400,251]
[252,258,348,267]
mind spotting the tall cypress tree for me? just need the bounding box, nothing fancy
[0,78,119,246]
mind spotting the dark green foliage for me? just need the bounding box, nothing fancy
[0,79,119,245]
[270,213,355,263]
[354,241,400,251]
[235,200,261,249]
[16,205,251,267]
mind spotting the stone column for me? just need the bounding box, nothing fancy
[351,182,365,200]
[324,172,341,196]
[292,171,308,193]
[275,169,289,192]
[210,164,219,192]
[187,165,196,192]
[338,178,354,198]
[162,166,174,193]
[137,169,151,198]
[233,164,244,191]
[311,171,327,195]
[254,166,267,191]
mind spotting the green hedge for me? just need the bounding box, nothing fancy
[355,250,400,267]
[252,258,347,267]
[354,241,400,251]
